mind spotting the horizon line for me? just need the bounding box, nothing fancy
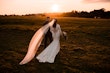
[0,8,110,15]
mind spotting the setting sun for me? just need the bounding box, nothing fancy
[51,4,59,12]
[0,0,110,15]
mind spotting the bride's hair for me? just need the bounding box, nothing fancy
[53,19,57,28]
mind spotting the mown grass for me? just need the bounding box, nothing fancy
[0,16,110,73]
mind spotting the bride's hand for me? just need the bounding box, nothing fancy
[63,31,67,40]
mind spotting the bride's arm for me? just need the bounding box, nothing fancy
[58,24,67,40]
[57,24,63,35]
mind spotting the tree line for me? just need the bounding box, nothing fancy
[62,8,110,18]
[0,8,110,19]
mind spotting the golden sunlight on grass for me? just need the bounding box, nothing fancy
[0,16,110,73]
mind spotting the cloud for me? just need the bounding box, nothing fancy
[83,0,110,3]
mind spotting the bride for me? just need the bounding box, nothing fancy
[19,19,66,65]
[36,19,63,63]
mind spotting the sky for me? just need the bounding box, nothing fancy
[0,0,110,15]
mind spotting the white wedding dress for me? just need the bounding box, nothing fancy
[19,19,62,65]
[36,24,62,63]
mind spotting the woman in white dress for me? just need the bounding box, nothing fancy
[36,19,63,63]
[19,19,66,65]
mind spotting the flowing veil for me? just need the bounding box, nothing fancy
[19,19,55,65]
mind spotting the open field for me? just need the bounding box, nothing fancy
[0,16,110,73]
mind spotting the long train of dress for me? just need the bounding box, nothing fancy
[19,19,55,65]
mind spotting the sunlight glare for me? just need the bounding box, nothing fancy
[51,4,59,12]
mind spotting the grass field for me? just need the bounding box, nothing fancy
[0,16,110,73]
